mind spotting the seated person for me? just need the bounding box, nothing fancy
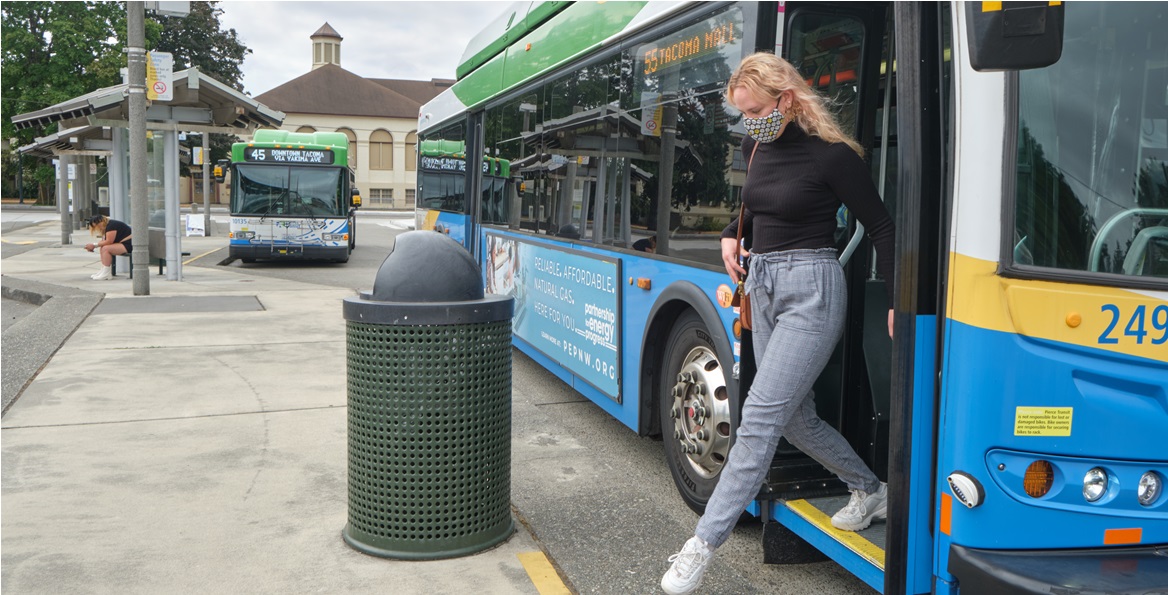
[84,215,132,280]
[633,235,657,253]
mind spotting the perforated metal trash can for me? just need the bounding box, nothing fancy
[342,231,514,560]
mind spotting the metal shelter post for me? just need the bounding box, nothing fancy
[128,1,150,295]
[202,133,211,236]
[164,130,181,280]
[57,156,72,245]
[110,128,130,274]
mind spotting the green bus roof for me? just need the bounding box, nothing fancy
[457,1,572,80]
[419,138,467,158]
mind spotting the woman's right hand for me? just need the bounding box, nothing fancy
[721,237,747,284]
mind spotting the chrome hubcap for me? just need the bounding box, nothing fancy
[668,346,731,480]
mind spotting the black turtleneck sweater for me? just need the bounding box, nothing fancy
[721,125,896,302]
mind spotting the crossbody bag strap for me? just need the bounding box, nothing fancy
[735,141,762,249]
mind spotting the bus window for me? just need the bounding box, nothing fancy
[486,94,542,233]
[418,122,468,214]
[1013,3,1168,281]
[514,56,624,241]
[623,3,754,263]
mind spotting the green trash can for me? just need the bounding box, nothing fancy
[342,231,514,559]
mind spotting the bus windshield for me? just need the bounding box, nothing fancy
[233,164,346,217]
[1014,2,1168,280]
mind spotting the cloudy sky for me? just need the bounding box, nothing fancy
[217,1,514,96]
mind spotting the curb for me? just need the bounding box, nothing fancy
[1,275,104,415]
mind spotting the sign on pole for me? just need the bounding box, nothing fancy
[146,51,174,101]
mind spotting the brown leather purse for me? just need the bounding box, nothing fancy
[731,142,760,330]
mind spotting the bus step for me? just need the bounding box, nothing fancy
[769,496,887,592]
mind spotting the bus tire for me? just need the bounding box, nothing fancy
[660,309,735,515]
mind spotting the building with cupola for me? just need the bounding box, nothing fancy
[254,23,451,208]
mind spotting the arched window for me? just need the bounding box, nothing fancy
[369,130,393,170]
[337,128,357,169]
[405,131,418,171]
[295,126,316,133]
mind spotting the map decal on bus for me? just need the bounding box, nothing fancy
[486,233,622,400]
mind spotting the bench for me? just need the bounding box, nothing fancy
[112,228,189,278]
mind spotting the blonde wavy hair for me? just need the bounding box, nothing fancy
[726,52,863,156]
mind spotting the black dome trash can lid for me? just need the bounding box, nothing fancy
[372,231,483,302]
[343,231,512,326]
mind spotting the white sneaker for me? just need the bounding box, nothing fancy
[661,536,714,595]
[92,266,112,281]
[831,482,888,531]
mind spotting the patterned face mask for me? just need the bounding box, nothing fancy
[743,106,785,143]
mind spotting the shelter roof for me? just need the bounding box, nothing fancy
[18,125,110,158]
[11,67,284,134]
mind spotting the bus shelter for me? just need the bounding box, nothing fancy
[13,67,284,280]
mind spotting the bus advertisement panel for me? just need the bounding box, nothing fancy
[486,232,621,399]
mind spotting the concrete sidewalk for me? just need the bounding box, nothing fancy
[1,220,566,594]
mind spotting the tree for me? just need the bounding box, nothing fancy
[2,1,126,201]
[149,1,249,92]
[2,1,252,199]
[149,2,252,175]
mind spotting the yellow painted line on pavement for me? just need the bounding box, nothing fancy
[183,248,220,265]
[517,551,572,595]
[1,239,38,245]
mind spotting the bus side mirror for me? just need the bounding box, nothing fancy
[212,159,229,184]
[351,187,362,208]
[965,1,1064,72]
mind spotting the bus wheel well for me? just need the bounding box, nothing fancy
[640,299,699,439]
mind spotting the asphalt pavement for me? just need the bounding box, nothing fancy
[0,210,571,594]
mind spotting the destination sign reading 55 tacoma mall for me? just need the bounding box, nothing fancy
[637,7,742,77]
[243,147,335,164]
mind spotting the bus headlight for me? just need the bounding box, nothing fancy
[1138,471,1162,506]
[323,233,347,241]
[1083,467,1108,502]
[231,231,255,240]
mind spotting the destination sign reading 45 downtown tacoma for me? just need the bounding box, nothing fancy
[485,233,622,400]
[243,147,335,164]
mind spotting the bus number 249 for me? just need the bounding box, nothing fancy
[1098,304,1168,345]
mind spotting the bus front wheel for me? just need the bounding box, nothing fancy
[659,310,735,514]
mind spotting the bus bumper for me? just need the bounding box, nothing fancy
[230,244,348,262]
[948,543,1168,594]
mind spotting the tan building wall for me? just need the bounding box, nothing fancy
[280,113,418,209]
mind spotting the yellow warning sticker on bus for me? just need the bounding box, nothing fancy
[1014,407,1073,437]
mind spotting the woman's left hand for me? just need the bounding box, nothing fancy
[888,309,894,339]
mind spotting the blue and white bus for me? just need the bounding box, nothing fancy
[224,130,361,263]
[418,2,1168,593]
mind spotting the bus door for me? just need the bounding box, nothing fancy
[759,2,895,506]
[756,4,951,592]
